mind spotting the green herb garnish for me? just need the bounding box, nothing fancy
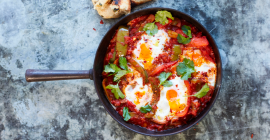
[155,10,174,25]
[114,70,129,81]
[158,72,173,87]
[104,58,130,81]
[176,58,195,80]
[106,84,125,99]
[177,34,191,44]
[191,84,210,98]
[143,23,158,36]
[104,64,121,73]
[123,107,131,121]
[140,105,152,113]
[177,25,192,44]
[119,57,129,71]
[181,25,192,38]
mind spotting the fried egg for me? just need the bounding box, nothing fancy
[183,49,217,87]
[153,76,188,123]
[123,66,153,110]
[132,30,170,70]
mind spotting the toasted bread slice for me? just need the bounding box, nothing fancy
[93,0,131,19]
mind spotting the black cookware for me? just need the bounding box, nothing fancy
[25,8,222,136]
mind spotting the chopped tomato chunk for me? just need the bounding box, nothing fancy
[190,36,209,47]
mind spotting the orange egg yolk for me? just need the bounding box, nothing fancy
[193,51,204,67]
[134,91,145,105]
[166,89,186,112]
[182,49,193,60]
[138,43,153,70]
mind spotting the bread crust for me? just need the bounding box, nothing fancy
[93,0,131,19]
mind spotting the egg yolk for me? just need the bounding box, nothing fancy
[193,51,204,67]
[182,49,193,60]
[134,91,145,105]
[138,43,153,70]
[166,89,186,112]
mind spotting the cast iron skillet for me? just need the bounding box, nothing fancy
[25,7,222,136]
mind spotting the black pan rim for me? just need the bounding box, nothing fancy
[93,7,222,136]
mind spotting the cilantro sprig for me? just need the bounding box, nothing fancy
[114,70,129,81]
[106,84,125,99]
[192,84,210,98]
[177,34,191,44]
[176,58,195,80]
[158,72,173,87]
[177,25,192,44]
[104,64,121,73]
[143,23,158,36]
[104,57,130,81]
[140,105,152,113]
[182,25,192,38]
[123,107,131,121]
[155,10,174,25]
[119,57,128,70]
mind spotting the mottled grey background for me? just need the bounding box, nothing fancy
[0,0,269,139]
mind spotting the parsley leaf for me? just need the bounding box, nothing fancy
[106,84,125,99]
[104,64,115,73]
[158,72,172,86]
[155,10,174,25]
[123,107,131,121]
[110,64,121,72]
[177,25,192,44]
[140,105,152,113]
[181,25,192,38]
[104,63,121,73]
[192,84,210,98]
[163,81,173,87]
[176,58,195,80]
[119,57,128,70]
[143,23,158,36]
[177,34,191,44]
[114,70,128,81]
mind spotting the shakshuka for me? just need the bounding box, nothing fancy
[102,10,216,131]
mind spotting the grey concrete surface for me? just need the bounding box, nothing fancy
[0,0,269,139]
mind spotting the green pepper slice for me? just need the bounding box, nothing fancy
[144,77,160,118]
[171,44,182,61]
[128,58,149,84]
[116,26,129,57]
[108,33,117,63]
[110,51,116,63]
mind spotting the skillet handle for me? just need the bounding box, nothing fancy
[25,69,93,82]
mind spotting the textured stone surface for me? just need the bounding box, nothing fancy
[0,0,269,139]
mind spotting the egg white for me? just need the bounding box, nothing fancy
[182,49,217,87]
[132,29,170,69]
[153,76,188,122]
[195,62,216,86]
[123,67,153,110]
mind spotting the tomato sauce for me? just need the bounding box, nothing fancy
[102,13,216,131]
